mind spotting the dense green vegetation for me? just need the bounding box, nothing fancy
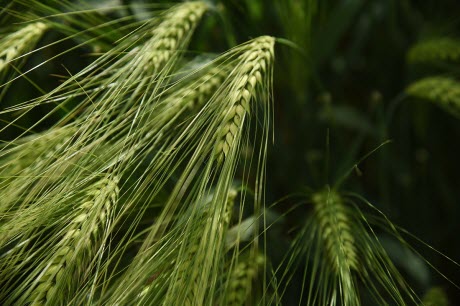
[1,0,459,305]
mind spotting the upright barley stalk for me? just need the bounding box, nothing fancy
[312,188,358,306]
[23,176,119,306]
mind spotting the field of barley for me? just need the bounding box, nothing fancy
[1,1,459,305]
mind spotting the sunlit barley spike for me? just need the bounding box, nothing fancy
[215,36,275,164]
[142,1,208,72]
[0,22,47,73]
[225,253,265,306]
[408,37,460,64]
[312,189,358,275]
[406,76,460,117]
[25,176,119,305]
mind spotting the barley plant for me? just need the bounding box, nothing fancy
[1,0,460,305]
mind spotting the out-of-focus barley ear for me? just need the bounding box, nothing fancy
[420,287,450,306]
[134,188,238,305]
[21,175,119,306]
[161,187,238,305]
[223,187,237,225]
[214,36,275,164]
[407,38,460,64]
[0,21,48,74]
[223,253,265,306]
[406,76,460,118]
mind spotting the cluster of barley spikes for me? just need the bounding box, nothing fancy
[406,37,460,118]
[0,1,458,306]
[0,1,275,305]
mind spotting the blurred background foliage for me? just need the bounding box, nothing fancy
[1,0,460,304]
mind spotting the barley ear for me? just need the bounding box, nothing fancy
[406,76,460,118]
[141,1,208,72]
[215,36,275,164]
[312,188,358,305]
[0,21,47,74]
[421,287,450,306]
[408,38,460,64]
[0,125,76,219]
[23,176,119,306]
[159,65,231,120]
[223,253,265,306]
[163,188,238,305]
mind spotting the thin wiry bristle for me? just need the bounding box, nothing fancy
[131,188,238,305]
[162,188,238,305]
[0,125,76,220]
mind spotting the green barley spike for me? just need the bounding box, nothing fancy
[421,287,450,306]
[225,253,265,306]
[406,76,460,118]
[215,36,275,164]
[0,22,47,74]
[24,176,119,306]
[312,188,358,306]
[408,38,460,64]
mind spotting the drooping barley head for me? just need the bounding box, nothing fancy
[214,36,275,164]
[22,176,119,305]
